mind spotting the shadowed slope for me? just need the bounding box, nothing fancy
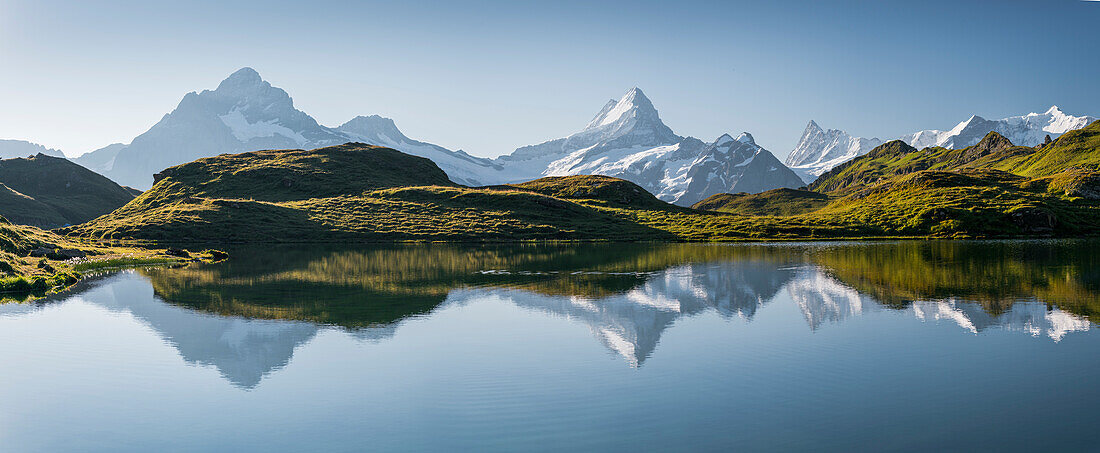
[0,154,136,228]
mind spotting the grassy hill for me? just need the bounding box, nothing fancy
[0,153,137,228]
[63,138,1100,242]
[809,133,1032,194]
[692,188,831,215]
[810,121,1100,194]
[148,142,456,202]
[493,175,674,209]
[810,169,1099,237]
[66,144,680,242]
[989,120,1100,177]
[0,213,200,300]
[665,122,1099,239]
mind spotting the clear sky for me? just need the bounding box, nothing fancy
[1,0,1098,159]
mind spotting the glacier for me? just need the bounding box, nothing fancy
[787,106,1096,184]
[73,71,806,204]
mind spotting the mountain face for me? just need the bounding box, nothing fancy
[0,140,65,159]
[785,121,883,183]
[495,88,803,205]
[71,68,517,190]
[0,153,136,228]
[901,106,1096,150]
[82,68,355,189]
[789,107,1095,184]
[335,115,500,186]
[673,133,806,206]
[75,69,804,201]
[73,143,126,174]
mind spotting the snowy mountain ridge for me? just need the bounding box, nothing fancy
[73,70,806,204]
[787,106,1097,183]
[494,87,803,205]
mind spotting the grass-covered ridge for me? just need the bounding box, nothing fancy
[0,213,225,301]
[692,188,831,216]
[0,153,136,228]
[810,121,1100,194]
[148,142,457,202]
[493,175,675,209]
[64,136,1100,242]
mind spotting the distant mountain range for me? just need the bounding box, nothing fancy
[787,107,1097,182]
[7,67,1094,201]
[494,87,803,206]
[69,68,803,204]
[0,139,65,160]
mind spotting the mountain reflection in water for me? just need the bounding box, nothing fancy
[3,240,1096,388]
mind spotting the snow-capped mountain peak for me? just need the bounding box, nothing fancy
[562,87,679,151]
[901,107,1097,150]
[785,120,883,183]
[73,75,807,204]
[215,67,264,91]
[337,115,404,142]
[787,105,1096,184]
[583,87,654,130]
[336,114,500,186]
[496,88,803,205]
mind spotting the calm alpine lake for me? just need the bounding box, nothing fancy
[2,240,1098,452]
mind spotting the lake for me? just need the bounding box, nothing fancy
[1,240,1098,452]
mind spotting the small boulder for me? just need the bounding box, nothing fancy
[165,247,191,258]
[1009,207,1056,234]
[28,246,53,257]
[205,249,229,261]
[56,248,86,259]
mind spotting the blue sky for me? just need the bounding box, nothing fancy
[0,0,1097,158]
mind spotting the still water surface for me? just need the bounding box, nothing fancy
[1,241,1098,452]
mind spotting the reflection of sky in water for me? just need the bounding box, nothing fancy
[1,243,1098,452]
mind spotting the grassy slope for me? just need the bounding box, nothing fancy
[691,188,831,215]
[809,133,1030,194]
[69,144,679,242]
[992,120,1100,177]
[494,175,675,209]
[0,214,204,300]
[810,121,1100,194]
[810,240,1100,320]
[813,169,1099,237]
[0,153,136,228]
[65,137,1100,242]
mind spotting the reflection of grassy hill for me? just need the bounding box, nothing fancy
[141,241,1100,328]
[141,243,808,327]
[810,240,1100,321]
